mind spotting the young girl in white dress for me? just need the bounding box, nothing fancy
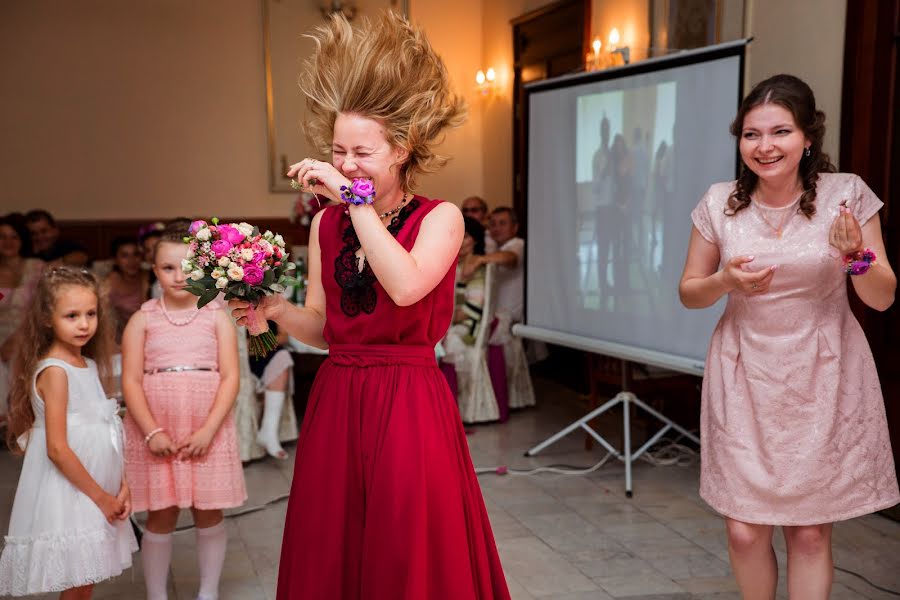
[0,267,137,598]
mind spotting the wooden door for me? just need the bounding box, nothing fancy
[511,0,590,233]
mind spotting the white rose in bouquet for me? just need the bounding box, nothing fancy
[236,222,254,237]
[218,256,231,267]
[211,267,225,279]
[215,277,229,289]
[181,259,194,274]
[227,264,244,281]
[196,227,211,242]
[190,269,205,281]
[240,248,255,261]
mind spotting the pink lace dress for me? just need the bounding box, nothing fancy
[124,299,246,511]
[692,173,899,525]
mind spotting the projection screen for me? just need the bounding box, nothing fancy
[516,41,747,375]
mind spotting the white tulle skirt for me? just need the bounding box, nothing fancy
[0,423,137,595]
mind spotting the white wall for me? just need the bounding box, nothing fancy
[0,0,850,219]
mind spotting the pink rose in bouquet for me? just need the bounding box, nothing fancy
[211,240,233,258]
[243,265,264,286]
[216,224,245,246]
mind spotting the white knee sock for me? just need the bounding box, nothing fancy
[257,390,286,458]
[195,520,227,600]
[141,530,173,600]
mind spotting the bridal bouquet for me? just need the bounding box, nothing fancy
[181,219,296,356]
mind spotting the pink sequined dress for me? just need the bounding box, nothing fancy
[692,173,899,525]
[124,299,246,512]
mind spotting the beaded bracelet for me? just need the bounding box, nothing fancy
[144,427,165,445]
[340,178,376,206]
[844,248,876,276]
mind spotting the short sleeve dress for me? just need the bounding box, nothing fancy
[692,172,899,525]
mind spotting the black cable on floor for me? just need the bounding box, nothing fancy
[835,565,900,596]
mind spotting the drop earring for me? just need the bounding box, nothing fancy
[804,147,811,157]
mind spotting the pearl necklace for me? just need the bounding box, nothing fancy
[160,296,200,326]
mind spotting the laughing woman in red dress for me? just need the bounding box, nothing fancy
[231,12,510,600]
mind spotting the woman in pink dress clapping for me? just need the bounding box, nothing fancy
[680,74,898,598]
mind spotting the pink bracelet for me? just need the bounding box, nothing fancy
[144,427,165,445]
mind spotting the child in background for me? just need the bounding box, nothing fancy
[122,227,245,600]
[0,267,137,598]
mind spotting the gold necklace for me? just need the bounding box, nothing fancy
[753,197,800,238]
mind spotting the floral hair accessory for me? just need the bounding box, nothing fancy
[340,178,376,206]
[844,248,876,276]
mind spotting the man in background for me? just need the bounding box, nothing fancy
[25,209,89,266]
[461,196,497,252]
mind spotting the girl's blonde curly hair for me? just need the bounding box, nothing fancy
[301,11,466,191]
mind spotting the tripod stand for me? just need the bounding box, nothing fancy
[525,359,700,497]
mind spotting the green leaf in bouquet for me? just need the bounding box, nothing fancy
[196,287,220,309]
[279,274,300,286]
[251,226,260,238]
[269,283,285,293]
[262,269,275,287]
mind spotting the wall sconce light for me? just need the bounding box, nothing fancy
[608,27,630,65]
[585,28,630,71]
[475,67,497,95]
[320,0,356,20]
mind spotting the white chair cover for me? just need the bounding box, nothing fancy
[454,264,500,423]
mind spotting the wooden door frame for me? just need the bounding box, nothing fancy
[511,0,591,231]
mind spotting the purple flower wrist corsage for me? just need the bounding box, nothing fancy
[340,178,376,206]
[843,248,876,276]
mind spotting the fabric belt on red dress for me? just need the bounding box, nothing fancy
[327,344,436,367]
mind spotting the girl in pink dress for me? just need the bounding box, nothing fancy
[680,74,898,598]
[230,12,510,600]
[122,227,245,600]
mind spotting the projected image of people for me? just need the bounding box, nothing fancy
[576,83,675,313]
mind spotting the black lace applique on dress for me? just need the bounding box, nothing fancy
[334,199,420,317]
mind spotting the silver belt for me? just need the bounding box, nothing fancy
[144,366,218,375]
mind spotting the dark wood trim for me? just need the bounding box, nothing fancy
[58,217,311,262]
[839,0,900,490]
[509,0,586,26]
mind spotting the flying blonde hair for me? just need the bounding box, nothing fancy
[301,11,466,191]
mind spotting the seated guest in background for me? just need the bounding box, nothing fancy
[246,324,297,460]
[0,214,45,422]
[139,221,165,265]
[25,209,89,266]
[461,195,497,252]
[102,236,150,344]
[139,221,165,298]
[465,207,524,340]
[442,217,488,367]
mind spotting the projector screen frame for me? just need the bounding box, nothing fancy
[518,38,750,376]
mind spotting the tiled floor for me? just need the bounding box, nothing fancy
[2,378,899,599]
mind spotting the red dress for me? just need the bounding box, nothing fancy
[276,197,510,599]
